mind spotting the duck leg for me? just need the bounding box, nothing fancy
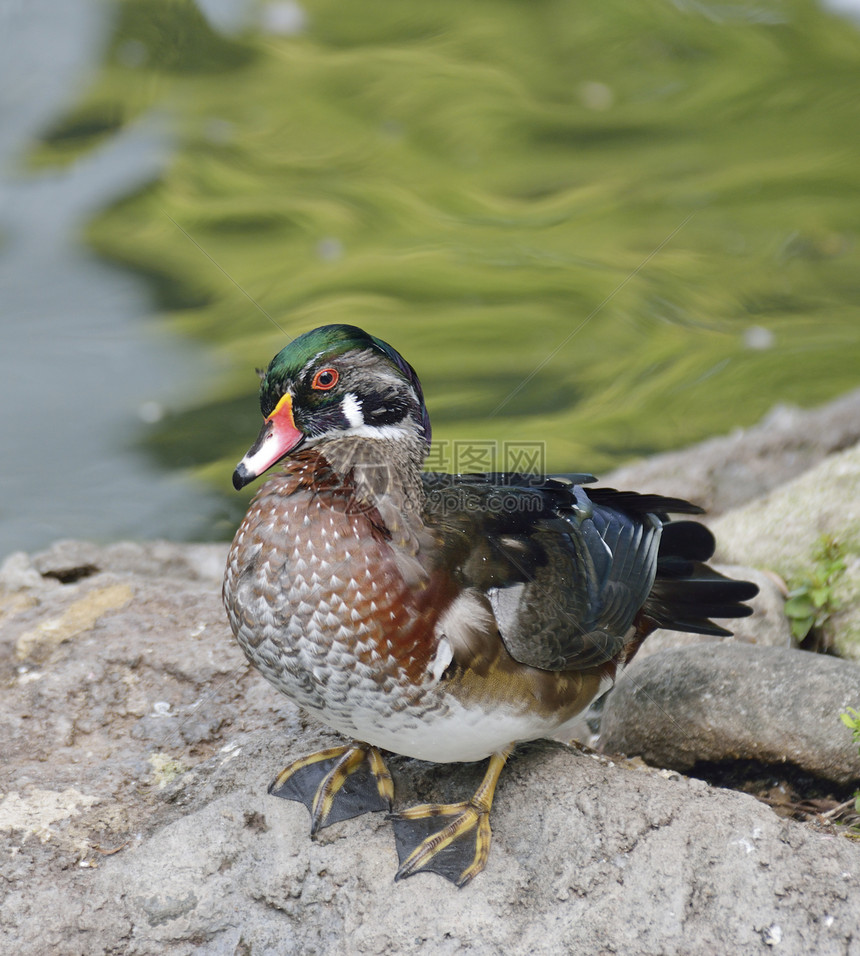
[268,743,394,833]
[389,747,512,887]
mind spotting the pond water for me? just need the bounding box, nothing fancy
[2,0,860,558]
[0,0,225,557]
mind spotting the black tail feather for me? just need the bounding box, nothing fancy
[657,520,715,563]
[643,520,759,637]
[587,487,705,520]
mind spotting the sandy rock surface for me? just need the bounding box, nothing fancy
[1,538,858,955]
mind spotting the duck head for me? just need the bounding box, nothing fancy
[232,324,431,490]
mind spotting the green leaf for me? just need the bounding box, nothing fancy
[790,617,813,641]
[784,594,815,619]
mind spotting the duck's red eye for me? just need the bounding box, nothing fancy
[311,367,339,390]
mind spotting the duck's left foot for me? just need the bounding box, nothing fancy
[389,749,510,887]
[268,743,394,834]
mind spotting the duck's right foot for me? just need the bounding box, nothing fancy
[268,743,394,833]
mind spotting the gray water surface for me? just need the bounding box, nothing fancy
[0,0,223,558]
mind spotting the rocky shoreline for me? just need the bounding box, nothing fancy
[2,390,860,955]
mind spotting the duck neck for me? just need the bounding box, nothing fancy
[316,433,428,518]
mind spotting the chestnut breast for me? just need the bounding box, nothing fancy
[223,460,452,718]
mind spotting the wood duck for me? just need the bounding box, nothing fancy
[223,324,758,886]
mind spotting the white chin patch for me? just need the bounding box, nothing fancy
[342,423,414,440]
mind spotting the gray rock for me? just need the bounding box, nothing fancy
[600,643,860,786]
[0,550,52,592]
[603,389,860,516]
[712,442,860,659]
[2,542,860,955]
[31,537,229,586]
[78,739,860,956]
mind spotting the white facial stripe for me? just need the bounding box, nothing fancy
[301,351,327,376]
[341,392,365,428]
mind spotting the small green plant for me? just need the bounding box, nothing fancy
[840,708,860,819]
[784,535,846,644]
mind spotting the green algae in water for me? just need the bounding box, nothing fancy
[37,0,860,503]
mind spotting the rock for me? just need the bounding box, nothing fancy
[30,538,229,586]
[0,788,99,848]
[77,739,860,956]
[600,643,860,786]
[603,389,860,516]
[2,541,860,955]
[712,442,860,659]
[14,582,134,663]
